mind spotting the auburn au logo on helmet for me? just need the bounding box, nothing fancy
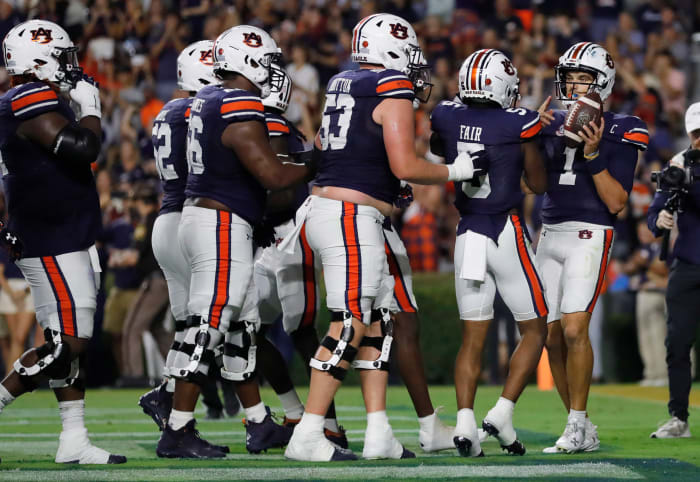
[199,50,213,65]
[389,23,408,39]
[242,32,262,48]
[30,27,53,44]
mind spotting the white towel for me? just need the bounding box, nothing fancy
[459,230,488,281]
[277,195,316,254]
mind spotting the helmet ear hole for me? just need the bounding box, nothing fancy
[388,52,400,59]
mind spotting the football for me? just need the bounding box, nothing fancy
[563,92,603,148]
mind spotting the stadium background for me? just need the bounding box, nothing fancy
[0,0,699,389]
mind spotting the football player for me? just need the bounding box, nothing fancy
[0,20,126,464]
[536,42,648,453]
[156,26,310,458]
[252,65,349,448]
[136,41,233,453]
[283,13,476,462]
[431,49,548,457]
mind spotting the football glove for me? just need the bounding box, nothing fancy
[253,220,277,249]
[0,222,23,261]
[447,149,488,181]
[394,181,413,208]
[69,75,101,119]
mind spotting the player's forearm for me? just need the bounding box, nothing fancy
[264,163,309,191]
[592,170,628,214]
[393,159,449,185]
[79,116,102,145]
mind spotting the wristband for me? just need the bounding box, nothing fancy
[583,150,599,160]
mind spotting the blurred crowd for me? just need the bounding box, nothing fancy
[0,0,699,387]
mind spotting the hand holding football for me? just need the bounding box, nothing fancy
[564,92,603,148]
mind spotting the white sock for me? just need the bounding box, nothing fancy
[367,410,389,430]
[0,384,15,413]
[418,411,437,431]
[244,401,267,423]
[495,396,515,415]
[169,409,194,430]
[278,390,304,420]
[165,378,175,393]
[569,409,586,425]
[59,400,86,433]
[297,412,325,433]
[456,408,477,435]
[324,417,340,433]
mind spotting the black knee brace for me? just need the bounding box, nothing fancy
[309,311,357,381]
[353,308,393,371]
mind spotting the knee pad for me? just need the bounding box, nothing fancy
[309,311,357,381]
[352,308,393,372]
[221,320,258,382]
[49,356,83,390]
[13,329,72,390]
[171,315,219,384]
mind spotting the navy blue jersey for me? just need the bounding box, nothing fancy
[540,110,647,226]
[431,100,541,240]
[152,97,192,214]
[265,110,309,227]
[184,85,267,225]
[315,69,415,204]
[0,82,101,258]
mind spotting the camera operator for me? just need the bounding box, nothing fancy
[647,102,700,439]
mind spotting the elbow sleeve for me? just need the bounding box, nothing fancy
[51,124,101,165]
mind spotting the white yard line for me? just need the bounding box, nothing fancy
[0,463,642,480]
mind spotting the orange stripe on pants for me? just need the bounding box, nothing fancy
[299,223,317,327]
[586,229,613,313]
[511,215,548,317]
[341,202,362,320]
[209,211,231,329]
[385,241,416,313]
[42,256,76,337]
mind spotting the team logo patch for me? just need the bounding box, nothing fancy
[605,53,615,69]
[389,23,408,40]
[501,58,515,75]
[579,229,593,240]
[30,27,53,44]
[199,50,214,65]
[242,32,262,48]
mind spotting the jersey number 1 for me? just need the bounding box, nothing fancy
[559,147,577,185]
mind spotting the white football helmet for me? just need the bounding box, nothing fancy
[351,13,432,102]
[2,20,82,88]
[458,49,519,109]
[262,64,291,112]
[177,40,220,92]
[213,25,283,98]
[555,42,615,106]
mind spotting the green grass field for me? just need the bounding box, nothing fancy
[0,384,699,480]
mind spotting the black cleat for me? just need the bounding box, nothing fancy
[454,436,484,458]
[400,447,416,458]
[482,421,526,456]
[324,426,349,449]
[139,383,172,431]
[107,454,127,464]
[245,407,293,454]
[156,420,226,459]
[330,447,358,461]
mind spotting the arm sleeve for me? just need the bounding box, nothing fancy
[603,141,639,194]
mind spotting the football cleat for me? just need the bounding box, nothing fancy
[551,419,585,454]
[245,407,293,454]
[324,426,349,449]
[156,420,226,459]
[419,411,456,452]
[453,435,484,458]
[482,414,526,456]
[55,428,127,464]
[285,427,358,461]
[363,424,414,459]
[138,383,172,431]
[581,418,600,451]
[650,416,691,439]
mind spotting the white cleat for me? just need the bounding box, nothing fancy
[285,426,357,461]
[363,423,415,459]
[419,411,456,452]
[482,411,525,455]
[553,419,585,454]
[581,418,600,452]
[55,428,126,464]
[477,428,489,443]
[650,416,691,439]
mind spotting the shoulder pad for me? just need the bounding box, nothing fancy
[603,112,648,151]
[219,88,264,122]
[8,82,59,120]
[430,100,464,132]
[374,69,414,99]
[162,97,192,121]
[265,110,290,137]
